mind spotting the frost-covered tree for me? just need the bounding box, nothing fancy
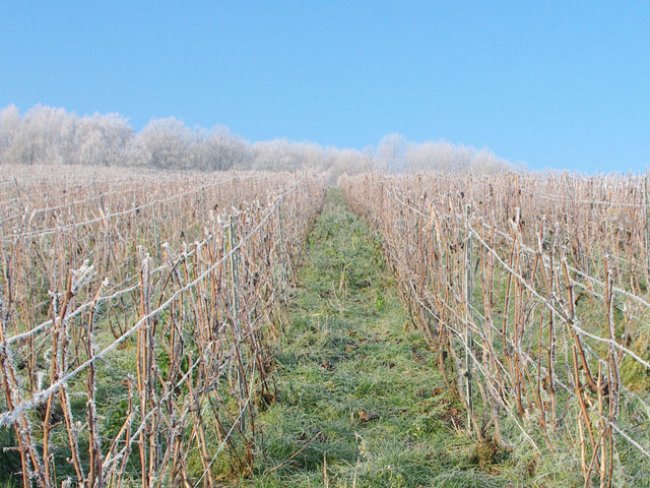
[133,118,193,169]
[3,105,74,165]
[377,133,408,173]
[0,104,514,174]
[252,140,326,172]
[75,113,132,166]
[0,104,20,162]
[325,148,374,181]
[195,127,251,171]
[404,140,510,173]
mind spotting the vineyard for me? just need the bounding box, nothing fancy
[0,166,326,486]
[0,167,649,487]
[340,173,650,486]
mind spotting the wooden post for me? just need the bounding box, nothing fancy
[464,203,473,433]
[643,170,650,286]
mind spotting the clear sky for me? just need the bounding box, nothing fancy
[1,1,649,172]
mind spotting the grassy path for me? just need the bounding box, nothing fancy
[243,191,514,487]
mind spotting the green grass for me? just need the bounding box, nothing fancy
[238,190,521,487]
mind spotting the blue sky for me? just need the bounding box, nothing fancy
[1,1,649,172]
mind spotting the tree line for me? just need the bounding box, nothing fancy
[0,104,514,177]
